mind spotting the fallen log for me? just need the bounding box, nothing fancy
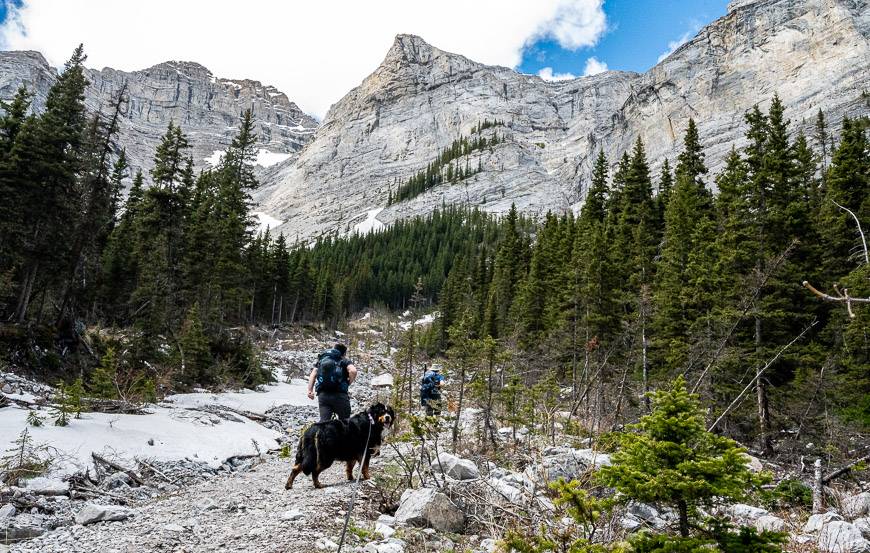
[823,453,870,485]
[91,453,144,487]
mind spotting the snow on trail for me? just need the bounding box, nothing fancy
[164,378,314,414]
[0,405,281,481]
[0,375,315,486]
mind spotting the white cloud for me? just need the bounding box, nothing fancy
[537,67,577,81]
[582,56,608,76]
[657,25,701,63]
[0,0,607,119]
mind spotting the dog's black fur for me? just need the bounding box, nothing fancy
[285,403,395,489]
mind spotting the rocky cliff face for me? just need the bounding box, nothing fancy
[0,52,318,180]
[254,0,869,240]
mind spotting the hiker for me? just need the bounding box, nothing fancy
[307,343,358,422]
[420,365,445,416]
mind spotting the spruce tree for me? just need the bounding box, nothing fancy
[598,376,762,538]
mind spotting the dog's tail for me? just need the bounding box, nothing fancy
[297,425,319,475]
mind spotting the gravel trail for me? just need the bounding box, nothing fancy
[10,452,384,552]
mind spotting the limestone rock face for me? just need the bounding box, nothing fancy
[0,52,318,184]
[254,0,870,240]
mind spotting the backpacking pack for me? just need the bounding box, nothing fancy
[420,371,440,400]
[316,349,348,394]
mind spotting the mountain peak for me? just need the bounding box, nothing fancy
[384,34,438,66]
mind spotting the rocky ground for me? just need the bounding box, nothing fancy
[3,323,870,553]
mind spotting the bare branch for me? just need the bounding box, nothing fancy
[832,200,869,265]
[708,320,816,433]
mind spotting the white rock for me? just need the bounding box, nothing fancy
[395,488,464,533]
[755,514,787,533]
[855,518,870,540]
[743,453,764,473]
[843,493,870,520]
[806,512,845,533]
[487,477,523,503]
[0,504,15,518]
[726,503,769,524]
[315,537,339,551]
[432,452,479,480]
[163,523,186,533]
[370,374,394,388]
[479,538,498,552]
[364,538,405,552]
[74,503,135,525]
[818,520,870,553]
[375,522,395,538]
[280,509,305,521]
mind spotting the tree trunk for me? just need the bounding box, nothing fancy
[812,458,824,514]
[755,315,773,456]
[451,363,466,450]
[14,261,38,323]
[677,499,689,537]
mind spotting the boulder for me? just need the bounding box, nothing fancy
[395,488,464,533]
[755,514,787,533]
[843,493,870,520]
[626,502,669,530]
[279,509,304,521]
[0,504,15,518]
[0,520,44,541]
[743,453,764,473]
[529,448,611,483]
[315,537,338,551]
[855,518,870,540]
[487,478,524,503]
[431,452,479,480]
[479,538,498,552]
[74,503,135,525]
[725,503,768,524]
[818,521,870,553]
[806,512,845,534]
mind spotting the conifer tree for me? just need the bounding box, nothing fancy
[598,376,762,538]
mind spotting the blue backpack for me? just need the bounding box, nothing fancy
[420,371,440,400]
[315,349,348,393]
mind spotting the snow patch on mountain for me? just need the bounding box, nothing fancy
[252,212,283,236]
[204,149,292,169]
[353,208,386,235]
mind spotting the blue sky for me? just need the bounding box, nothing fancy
[519,0,730,78]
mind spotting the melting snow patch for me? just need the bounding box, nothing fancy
[252,212,283,236]
[0,404,281,481]
[204,149,225,167]
[354,208,386,235]
[398,312,440,331]
[164,378,314,415]
[254,149,292,167]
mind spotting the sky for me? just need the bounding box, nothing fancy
[0,0,730,119]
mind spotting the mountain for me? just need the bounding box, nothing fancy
[254,0,869,240]
[0,51,318,179]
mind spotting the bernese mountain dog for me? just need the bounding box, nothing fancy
[285,403,395,489]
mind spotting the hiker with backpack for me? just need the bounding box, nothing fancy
[307,343,358,422]
[420,365,445,416]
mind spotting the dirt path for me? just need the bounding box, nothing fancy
[10,452,385,552]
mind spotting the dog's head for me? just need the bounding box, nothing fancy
[368,403,395,428]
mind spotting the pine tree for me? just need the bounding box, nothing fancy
[598,376,763,538]
[3,46,89,322]
[177,304,212,386]
[90,347,119,399]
